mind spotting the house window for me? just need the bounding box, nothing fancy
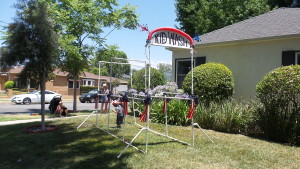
[82,79,95,86]
[282,51,300,66]
[175,56,206,88]
[68,80,80,89]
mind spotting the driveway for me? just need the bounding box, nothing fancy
[0,99,103,114]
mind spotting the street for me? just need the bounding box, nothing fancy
[0,101,102,114]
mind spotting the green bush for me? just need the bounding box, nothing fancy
[4,81,14,89]
[256,65,300,143]
[151,99,190,126]
[182,63,234,104]
[131,67,166,92]
[194,99,256,134]
[80,86,98,94]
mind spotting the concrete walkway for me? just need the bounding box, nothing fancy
[0,115,88,126]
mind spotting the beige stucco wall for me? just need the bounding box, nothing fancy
[172,37,300,100]
[46,76,81,96]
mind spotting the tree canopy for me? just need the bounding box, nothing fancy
[91,44,130,78]
[45,0,138,111]
[175,0,271,36]
[0,0,59,129]
[131,67,166,92]
[157,63,172,73]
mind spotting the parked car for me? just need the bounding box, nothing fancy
[11,90,62,104]
[79,89,102,103]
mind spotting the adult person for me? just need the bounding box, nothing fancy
[101,83,110,112]
[49,96,61,114]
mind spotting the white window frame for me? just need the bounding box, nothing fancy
[82,79,95,86]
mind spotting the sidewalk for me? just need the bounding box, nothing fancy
[0,115,88,126]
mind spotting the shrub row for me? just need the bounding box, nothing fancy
[130,64,299,145]
[148,98,257,134]
[80,86,98,94]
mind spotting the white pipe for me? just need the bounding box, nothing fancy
[118,128,147,158]
[98,62,101,91]
[135,123,191,146]
[130,64,133,88]
[112,57,147,63]
[190,48,195,146]
[193,123,214,143]
[96,126,146,158]
[164,95,168,136]
[146,46,151,153]
[77,111,96,129]
[99,61,145,68]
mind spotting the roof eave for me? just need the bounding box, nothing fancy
[194,34,300,48]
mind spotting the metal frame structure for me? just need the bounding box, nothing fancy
[78,28,213,158]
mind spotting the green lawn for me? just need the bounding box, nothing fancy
[0,114,299,169]
[0,112,92,122]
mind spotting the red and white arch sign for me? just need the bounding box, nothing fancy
[147,27,193,49]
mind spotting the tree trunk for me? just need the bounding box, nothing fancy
[73,77,77,112]
[40,66,46,130]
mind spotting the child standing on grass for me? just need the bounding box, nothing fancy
[112,100,124,128]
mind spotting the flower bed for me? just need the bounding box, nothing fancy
[23,125,58,134]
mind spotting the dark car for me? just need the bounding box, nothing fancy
[79,89,102,103]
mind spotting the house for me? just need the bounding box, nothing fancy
[170,8,300,100]
[0,67,128,95]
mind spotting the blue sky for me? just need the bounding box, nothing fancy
[0,0,178,68]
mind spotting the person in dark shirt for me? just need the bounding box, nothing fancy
[49,96,61,114]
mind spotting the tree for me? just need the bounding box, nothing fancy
[131,67,166,92]
[157,63,172,73]
[0,0,59,130]
[91,44,130,78]
[175,0,271,36]
[46,0,138,112]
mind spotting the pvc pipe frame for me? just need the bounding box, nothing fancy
[86,48,213,157]
[98,59,147,91]
[98,58,147,129]
[76,95,213,158]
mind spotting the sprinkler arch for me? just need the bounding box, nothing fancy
[77,28,213,158]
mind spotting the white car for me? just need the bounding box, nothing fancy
[11,90,62,104]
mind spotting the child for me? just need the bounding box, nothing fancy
[112,100,124,128]
[56,101,68,117]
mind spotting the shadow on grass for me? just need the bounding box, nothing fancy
[0,121,133,169]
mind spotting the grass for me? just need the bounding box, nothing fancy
[0,114,42,121]
[0,111,92,122]
[0,114,299,169]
